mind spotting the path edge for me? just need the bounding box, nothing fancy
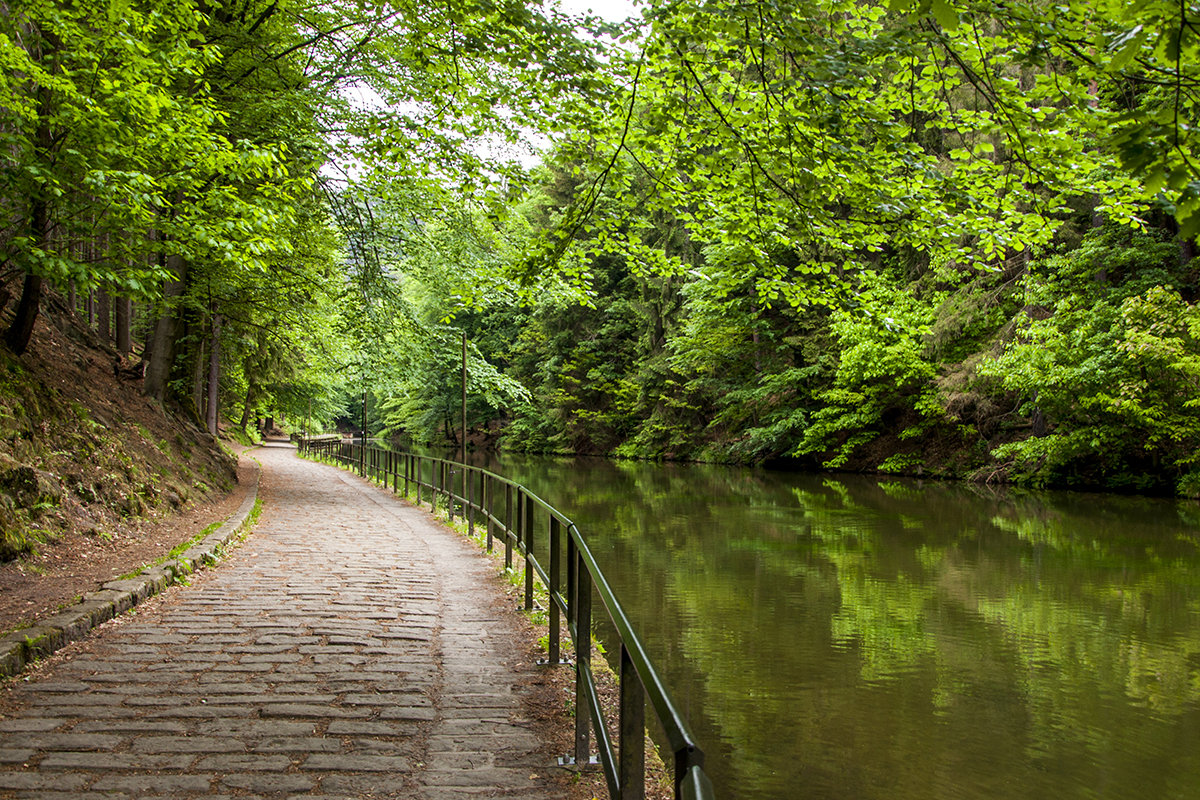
[0,451,262,678]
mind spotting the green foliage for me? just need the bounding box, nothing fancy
[795,283,944,468]
[5,0,1190,499]
[979,229,1198,490]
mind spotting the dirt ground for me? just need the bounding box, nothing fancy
[0,449,254,634]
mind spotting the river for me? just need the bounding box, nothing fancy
[428,448,1200,800]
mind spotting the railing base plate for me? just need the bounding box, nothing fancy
[557,755,600,770]
[536,658,573,667]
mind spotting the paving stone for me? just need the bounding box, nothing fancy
[38,752,193,770]
[194,754,293,772]
[0,719,66,733]
[130,736,246,754]
[318,774,412,794]
[15,681,91,693]
[303,753,412,772]
[22,734,123,751]
[0,771,90,790]
[194,720,318,737]
[220,772,316,792]
[73,721,188,734]
[250,737,342,753]
[377,705,437,721]
[0,443,568,800]
[325,720,414,737]
[258,704,370,719]
[90,773,214,792]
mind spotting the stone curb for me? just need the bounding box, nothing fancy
[0,452,262,678]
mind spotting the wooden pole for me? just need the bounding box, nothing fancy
[462,330,467,518]
[461,331,467,465]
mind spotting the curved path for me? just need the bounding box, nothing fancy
[0,441,568,799]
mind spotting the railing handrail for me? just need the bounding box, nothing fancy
[297,437,716,800]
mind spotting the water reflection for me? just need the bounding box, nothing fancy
[428,449,1200,799]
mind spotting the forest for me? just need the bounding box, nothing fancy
[2,0,1199,496]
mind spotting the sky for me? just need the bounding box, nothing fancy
[556,0,640,23]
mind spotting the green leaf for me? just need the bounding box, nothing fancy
[929,0,959,30]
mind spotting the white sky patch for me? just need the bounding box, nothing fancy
[556,0,640,23]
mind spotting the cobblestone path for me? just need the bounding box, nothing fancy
[0,442,568,799]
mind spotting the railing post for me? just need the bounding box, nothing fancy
[574,559,592,766]
[548,516,562,665]
[467,466,475,537]
[431,459,437,513]
[485,475,494,552]
[504,483,514,571]
[619,642,645,800]
[523,493,534,612]
[404,454,410,499]
[567,529,577,644]
[448,462,455,523]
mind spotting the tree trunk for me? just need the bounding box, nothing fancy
[143,252,187,401]
[96,288,111,341]
[5,28,55,357]
[68,281,77,316]
[115,296,131,353]
[4,190,49,355]
[206,313,220,436]
[238,381,257,431]
[4,273,43,356]
[191,324,207,420]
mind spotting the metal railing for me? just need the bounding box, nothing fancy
[299,437,716,800]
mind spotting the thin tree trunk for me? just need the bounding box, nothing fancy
[143,252,186,401]
[206,313,221,435]
[96,288,111,341]
[238,381,256,431]
[68,281,77,316]
[191,324,207,420]
[115,296,131,353]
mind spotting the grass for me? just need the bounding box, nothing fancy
[113,492,254,581]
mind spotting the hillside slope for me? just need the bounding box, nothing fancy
[0,295,237,566]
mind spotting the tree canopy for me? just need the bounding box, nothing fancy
[1,0,1197,494]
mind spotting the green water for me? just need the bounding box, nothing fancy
[445,451,1200,799]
